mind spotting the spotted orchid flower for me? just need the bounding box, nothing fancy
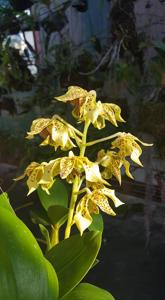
[58,151,109,185]
[74,187,123,235]
[55,86,97,121]
[14,161,54,195]
[55,86,125,128]
[92,102,125,129]
[111,133,152,166]
[26,116,78,151]
[97,149,133,184]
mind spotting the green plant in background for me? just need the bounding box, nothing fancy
[0,86,152,300]
[0,41,34,92]
[138,40,165,158]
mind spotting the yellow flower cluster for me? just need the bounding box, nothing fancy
[15,86,153,236]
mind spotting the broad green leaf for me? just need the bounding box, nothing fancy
[46,231,102,298]
[38,179,68,211]
[89,214,104,232]
[0,208,59,300]
[61,283,115,300]
[48,205,68,227]
[0,192,15,214]
[39,224,51,251]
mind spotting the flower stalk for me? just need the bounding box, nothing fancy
[64,120,91,238]
[80,120,90,157]
[85,132,122,147]
[64,175,80,239]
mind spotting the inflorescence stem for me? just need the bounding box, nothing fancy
[64,120,90,239]
[80,120,90,157]
[64,175,80,239]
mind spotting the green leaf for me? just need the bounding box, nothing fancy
[0,207,59,300]
[48,205,68,227]
[37,179,68,211]
[46,231,102,298]
[61,283,115,300]
[0,192,15,214]
[89,214,104,232]
[39,224,51,251]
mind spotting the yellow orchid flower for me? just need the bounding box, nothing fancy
[55,86,125,128]
[55,86,88,120]
[97,149,134,184]
[74,187,123,235]
[58,151,109,185]
[14,162,48,195]
[111,133,152,166]
[98,150,122,184]
[14,158,61,195]
[38,158,61,194]
[55,86,97,121]
[26,116,77,151]
[93,103,125,129]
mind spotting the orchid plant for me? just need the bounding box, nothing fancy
[0,86,152,300]
[15,86,151,241]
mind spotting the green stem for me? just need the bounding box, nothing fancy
[80,120,90,157]
[85,132,122,147]
[51,225,59,247]
[64,175,79,239]
[64,120,90,239]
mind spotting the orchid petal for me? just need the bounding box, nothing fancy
[55,86,88,102]
[102,188,124,207]
[60,158,75,179]
[74,211,93,236]
[123,160,134,179]
[91,192,116,216]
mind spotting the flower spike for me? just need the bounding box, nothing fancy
[14,85,153,240]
